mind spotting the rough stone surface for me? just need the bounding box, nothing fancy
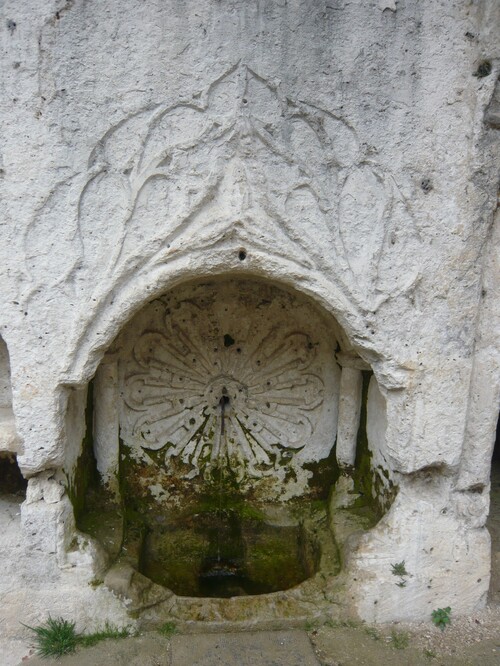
[0,0,499,649]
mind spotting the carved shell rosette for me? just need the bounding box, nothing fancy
[123,312,325,480]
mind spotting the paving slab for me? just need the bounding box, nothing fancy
[170,630,321,666]
[19,630,320,666]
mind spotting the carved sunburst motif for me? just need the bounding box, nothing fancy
[124,321,324,479]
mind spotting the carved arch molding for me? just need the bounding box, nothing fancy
[26,63,420,325]
[115,279,341,502]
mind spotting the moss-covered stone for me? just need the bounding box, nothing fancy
[66,381,100,522]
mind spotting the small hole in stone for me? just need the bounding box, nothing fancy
[224,334,235,347]
[421,178,432,193]
[473,60,492,78]
[189,418,196,425]
[238,250,247,261]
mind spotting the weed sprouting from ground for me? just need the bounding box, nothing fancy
[24,617,131,657]
[158,621,177,638]
[365,626,381,641]
[431,607,451,631]
[78,622,130,647]
[23,617,78,658]
[390,629,409,649]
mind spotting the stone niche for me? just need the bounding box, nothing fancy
[75,277,391,623]
[0,336,22,459]
[0,336,25,500]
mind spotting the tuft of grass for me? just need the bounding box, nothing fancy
[158,621,177,638]
[24,617,131,657]
[23,617,78,658]
[424,648,437,660]
[78,622,130,647]
[365,626,381,641]
[390,630,409,650]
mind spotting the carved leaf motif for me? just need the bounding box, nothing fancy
[88,108,157,174]
[76,65,363,289]
[26,63,420,319]
[78,171,131,274]
[206,65,242,123]
[321,113,360,167]
[374,199,421,298]
[24,177,82,289]
[138,105,209,175]
[338,166,390,300]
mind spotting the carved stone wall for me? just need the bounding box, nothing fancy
[114,279,340,503]
[0,1,499,653]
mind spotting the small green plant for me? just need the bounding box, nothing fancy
[78,622,130,647]
[390,630,409,650]
[391,561,409,588]
[158,621,177,638]
[424,648,437,659]
[23,617,78,658]
[88,578,103,588]
[431,606,451,631]
[24,617,131,657]
[391,561,408,577]
[365,626,380,641]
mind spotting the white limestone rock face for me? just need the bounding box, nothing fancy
[0,0,498,635]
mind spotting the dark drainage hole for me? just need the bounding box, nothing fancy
[238,250,247,261]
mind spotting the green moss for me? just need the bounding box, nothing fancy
[66,381,99,523]
[158,621,177,638]
[244,526,309,591]
[88,578,103,588]
[188,495,266,522]
[351,371,374,512]
[347,371,397,520]
[304,442,341,499]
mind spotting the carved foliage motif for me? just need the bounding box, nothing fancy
[25,64,420,313]
[120,281,338,487]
